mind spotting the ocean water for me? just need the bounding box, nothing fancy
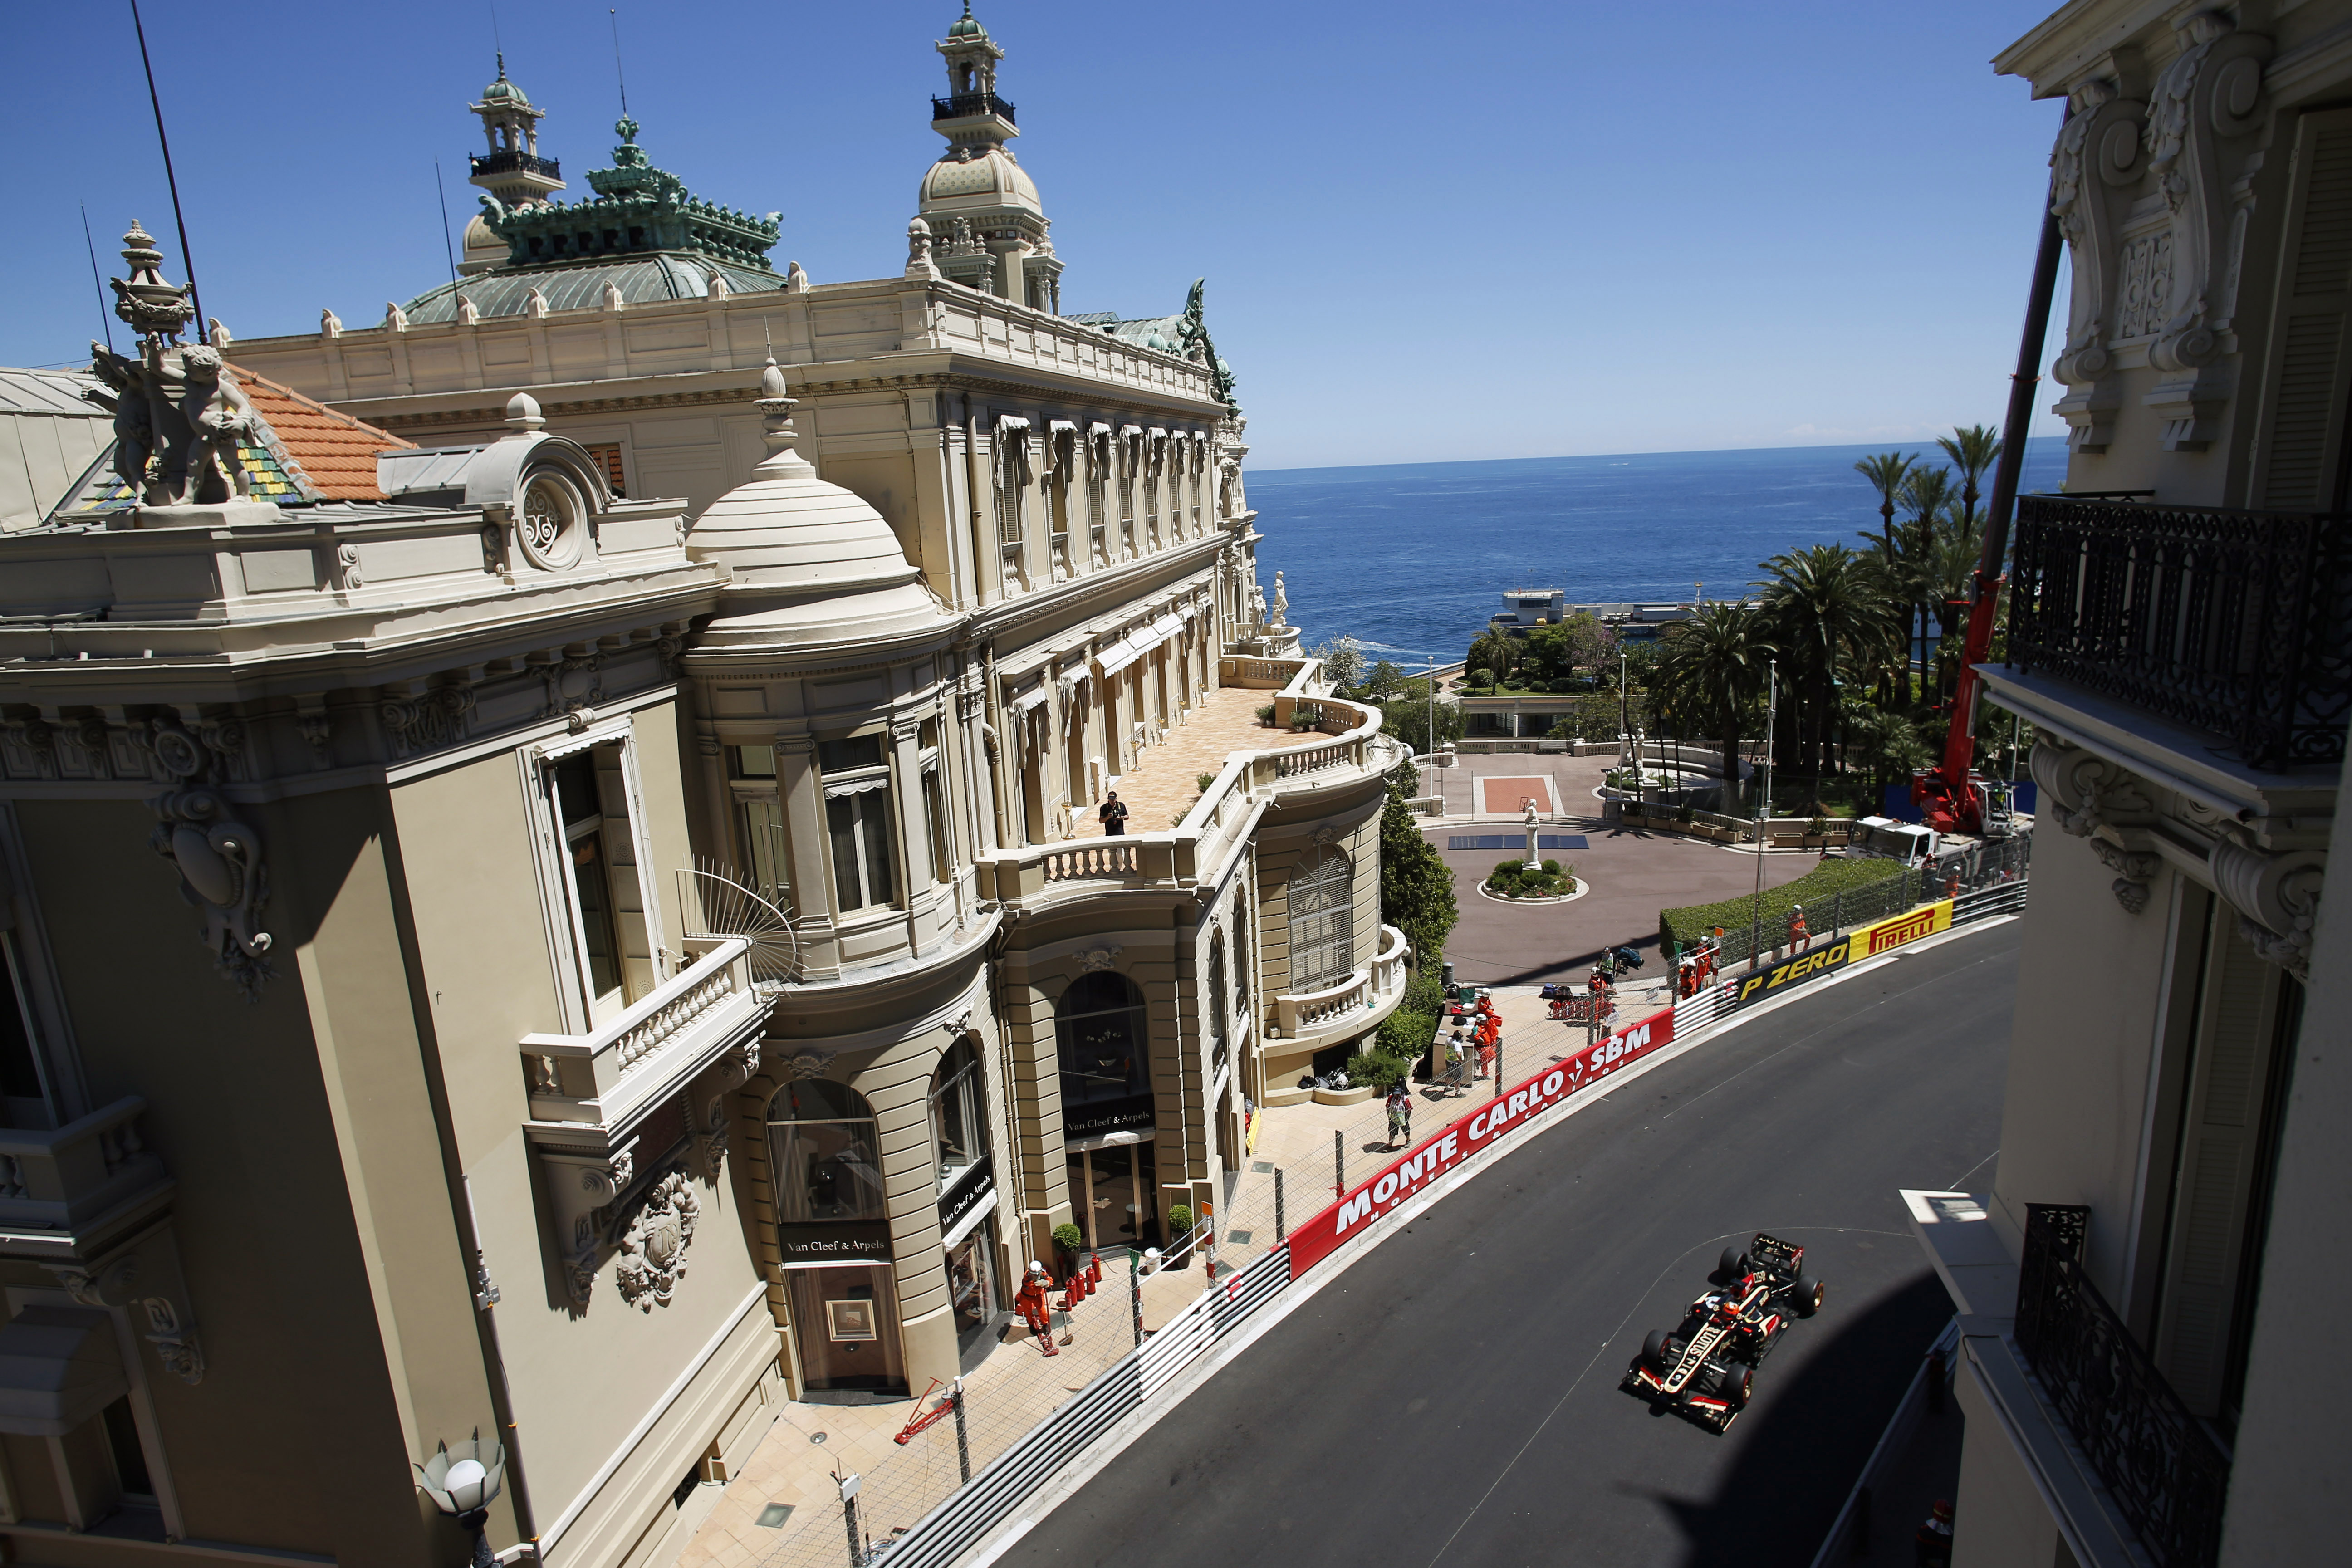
[1245,437,2071,664]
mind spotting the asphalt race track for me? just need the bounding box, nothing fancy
[996,923,2019,1568]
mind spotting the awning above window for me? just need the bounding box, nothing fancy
[1095,636,1148,676]
[1006,684,1053,717]
[1149,614,1185,643]
[0,1307,127,1438]
[822,774,891,799]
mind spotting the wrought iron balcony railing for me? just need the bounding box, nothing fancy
[2006,495,2352,771]
[932,91,1016,124]
[2014,1204,2229,1568]
[470,149,561,180]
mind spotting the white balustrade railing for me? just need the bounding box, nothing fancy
[1371,924,1409,996]
[521,937,768,1132]
[1275,970,1370,1036]
[1040,840,1139,882]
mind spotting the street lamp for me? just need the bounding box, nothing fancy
[417,1430,508,1568]
[1749,659,1778,974]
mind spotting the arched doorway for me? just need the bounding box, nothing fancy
[767,1080,906,1395]
[1057,972,1160,1252]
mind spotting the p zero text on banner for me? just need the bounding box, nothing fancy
[1730,898,1953,1009]
[1287,1005,1677,1278]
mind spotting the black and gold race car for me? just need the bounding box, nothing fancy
[1620,1233,1825,1431]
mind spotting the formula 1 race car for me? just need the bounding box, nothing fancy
[1619,1233,1825,1432]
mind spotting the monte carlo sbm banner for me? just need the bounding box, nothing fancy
[1730,899,1954,1009]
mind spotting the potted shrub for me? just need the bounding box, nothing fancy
[1254,703,1277,726]
[1197,772,1216,793]
[1050,1221,1084,1282]
[1166,1204,1195,1244]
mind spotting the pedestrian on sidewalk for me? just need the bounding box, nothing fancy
[1015,1261,1058,1356]
[1385,1083,1412,1149]
[1098,791,1130,836]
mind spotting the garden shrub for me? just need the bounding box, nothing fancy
[1167,1205,1194,1236]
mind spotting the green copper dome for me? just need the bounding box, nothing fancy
[947,3,985,38]
[480,55,530,106]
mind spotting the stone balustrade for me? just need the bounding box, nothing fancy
[1270,924,1410,1049]
[521,936,769,1135]
[0,1097,175,1262]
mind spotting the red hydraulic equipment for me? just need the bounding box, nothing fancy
[1914,158,2067,837]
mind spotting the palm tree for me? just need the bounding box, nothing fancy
[1655,604,1768,807]
[1937,424,2002,534]
[1853,451,1917,560]
[1466,629,1515,686]
[1757,543,1888,788]
[1895,467,1955,707]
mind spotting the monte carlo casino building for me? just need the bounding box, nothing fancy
[0,10,1408,1564]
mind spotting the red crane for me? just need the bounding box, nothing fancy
[1912,166,2066,837]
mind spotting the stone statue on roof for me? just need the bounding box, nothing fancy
[90,220,254,507]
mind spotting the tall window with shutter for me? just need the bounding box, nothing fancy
[2254,109,2352,511]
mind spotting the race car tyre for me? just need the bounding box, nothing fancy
[1722,1364,1753,1405]
[1718,1245,1744,1279]
[1643,1329,1677,1368]
[1794,1272,1824,1315]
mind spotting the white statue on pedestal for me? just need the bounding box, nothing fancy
[1270,571,1288,628]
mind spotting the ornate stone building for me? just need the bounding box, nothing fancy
[0,10,1406,1564]
[1906,5,2352,1566]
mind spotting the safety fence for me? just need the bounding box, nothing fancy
[765,875,2034,1568]
[1704,834,2032,970]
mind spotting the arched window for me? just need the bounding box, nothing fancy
[1287,847,1354,990]
[766,1080,886,1223]
[930,1037,989,1193]
[1057,971,1150,1117]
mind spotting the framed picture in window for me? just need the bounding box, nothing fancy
[826,1298,878,1342]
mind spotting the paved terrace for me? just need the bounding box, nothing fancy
[1071,685,1336,836]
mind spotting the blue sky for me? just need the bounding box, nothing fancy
[3,1,2068,470]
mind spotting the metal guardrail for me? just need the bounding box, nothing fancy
[2015,1204,2228,1568]
[2009,494,2352,771]
[876,1244,1293,1568]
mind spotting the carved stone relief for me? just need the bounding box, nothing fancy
[614,1170,700,1312]
[2140,10,2272,451]
[2211,837,2324,980]
[2049,78,2149,453]
[145,719,272,1000]
[1076,943,1122,973]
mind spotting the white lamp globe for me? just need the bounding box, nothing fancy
[445,1457,490,1511]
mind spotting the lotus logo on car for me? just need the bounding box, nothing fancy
[1732,899,1953,1009]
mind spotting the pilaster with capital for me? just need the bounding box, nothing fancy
[2049,79,2148,453]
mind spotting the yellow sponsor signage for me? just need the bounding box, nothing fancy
[1731,900,1954,1008]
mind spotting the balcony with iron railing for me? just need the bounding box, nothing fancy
[2014,1204,2230,1568]
[2004,495,2352,773]
[931,91,1016,124]
[469,148,561,181]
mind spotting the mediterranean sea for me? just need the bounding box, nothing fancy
[1247,437,2071,665]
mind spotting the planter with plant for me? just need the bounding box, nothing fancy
[1050,1221,1084,1281]
[1255,703,1277,725]
[1166,1204,1195,1246]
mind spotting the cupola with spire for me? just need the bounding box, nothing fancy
[462,55,565,274]
[916,5,1062,314]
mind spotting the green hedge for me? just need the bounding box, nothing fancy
[1659,857,1902,953]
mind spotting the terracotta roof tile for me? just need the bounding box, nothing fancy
[227,365,414,501]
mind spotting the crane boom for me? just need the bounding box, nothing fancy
[1914,162,2067,836]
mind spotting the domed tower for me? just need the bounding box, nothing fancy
[461,56,565,275]
[917,5,1061,314]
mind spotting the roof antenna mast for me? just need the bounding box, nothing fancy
[434,160,462,295]
[609,9,630,118]
[80,205,118,355]
[127,0,204,339]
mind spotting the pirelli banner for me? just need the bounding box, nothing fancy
[1730,899,1953,1009]
[1289,1005,1678,1278]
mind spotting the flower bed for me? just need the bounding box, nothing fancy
[1482,857,1578,899]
